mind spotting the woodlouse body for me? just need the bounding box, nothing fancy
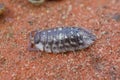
[29,27,96,53]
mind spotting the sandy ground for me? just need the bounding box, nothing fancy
[0,0,120,80]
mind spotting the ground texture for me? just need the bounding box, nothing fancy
[0,0,120,80]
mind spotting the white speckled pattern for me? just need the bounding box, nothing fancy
[32,27,96,53]
[35,42,44,51]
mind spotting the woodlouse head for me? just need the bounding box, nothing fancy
[33,31,41,44]
[28,30,41,51]
[30,30,41,44]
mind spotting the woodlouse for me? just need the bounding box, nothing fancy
[28,27,96,53]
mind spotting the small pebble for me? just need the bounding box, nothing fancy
[0,3,5,15]
[28,0,45,5]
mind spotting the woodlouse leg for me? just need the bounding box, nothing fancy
[72,50,78,56]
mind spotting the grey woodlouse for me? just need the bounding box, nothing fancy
[28,27,96,53]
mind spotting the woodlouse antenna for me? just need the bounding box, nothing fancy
[29,31,34,44]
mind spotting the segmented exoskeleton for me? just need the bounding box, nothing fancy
[28,27,96,53]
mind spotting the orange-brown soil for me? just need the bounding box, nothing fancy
[0,0,120,80]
